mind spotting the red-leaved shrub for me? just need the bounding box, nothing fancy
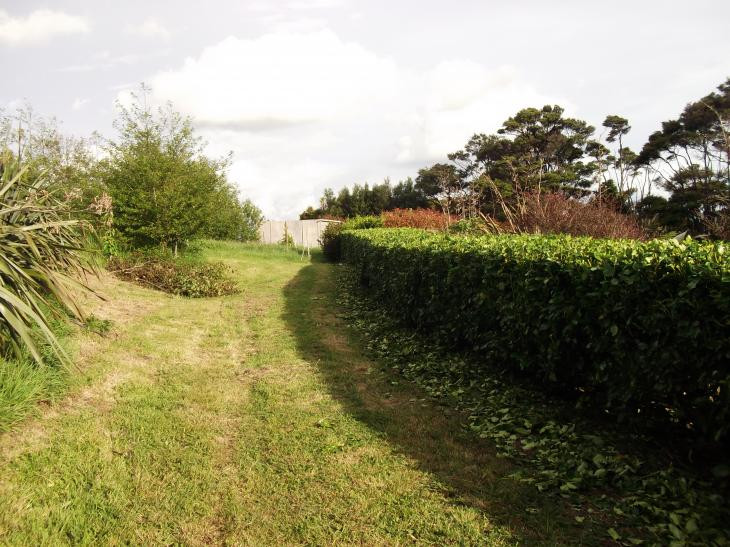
[510,193,645,240]
[383,208,453,230]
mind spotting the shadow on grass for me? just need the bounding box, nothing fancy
[282,261,593,545]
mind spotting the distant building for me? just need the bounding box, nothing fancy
[258,219,340,248]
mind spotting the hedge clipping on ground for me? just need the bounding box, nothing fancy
[340,228,730,448]
[109,254,239,298]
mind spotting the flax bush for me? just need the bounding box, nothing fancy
[0,163,94,363]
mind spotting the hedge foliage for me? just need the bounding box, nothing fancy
[320,216,384,261]
[340,228,730,447]
[320,222,344,262]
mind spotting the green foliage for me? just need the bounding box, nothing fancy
[279,225,295,246]
[238,199,265,241]
[340,228,730,449]
[301,177,431,219]
[0,354,67,432]
[417,105,599,219]
[83,314,113,335]
[108,252,238,298]
[636,78,730,234]
[496,105,596,193]
[337,268,729,545]
[320,222,344,262]
[204,195,263,242]
[0,161,94,364]
[304,78,729,238]
[0,103,104,204]
[101,228,122,257]
[448,217,488,235]
[342,215,384,230]
[101,87,260,251]
[320,216,383,261]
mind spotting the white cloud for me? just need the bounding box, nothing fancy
[58,51,139,73]
[135,29,562,219]
[248,0,345,14]
[4,98,24,111]
[150,31,400,129]
[0,9,89,46]
[247,0,346,30]
[72,97,90,110]
[286,0,346,9]
[126,17,171,40]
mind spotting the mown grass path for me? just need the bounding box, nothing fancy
[0,243,586,545]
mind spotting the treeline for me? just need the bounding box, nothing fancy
[0,86,263,255]
[300,178,429,219]
[304,78,730,238]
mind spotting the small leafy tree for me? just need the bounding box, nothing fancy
[102,86,257,253]
[0,103,106,221]
[238,199,264,241]
[204,190,263,242]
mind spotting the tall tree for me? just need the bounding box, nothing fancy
[586,115,652,210]
[301,177,430,219]
[636,78,730,233]
[495,105,596,194]
[439,105,597,219]
[415,163,466,218]
[391,177,430,209]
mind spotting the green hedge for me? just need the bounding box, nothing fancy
[341,228,730,446]
[320,216,384,261]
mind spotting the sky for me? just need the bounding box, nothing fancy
[1,1,728,219]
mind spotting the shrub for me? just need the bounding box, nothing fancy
[320,222,344,262]
[0,162,94,364]
[342,215,384,230]
[518,193,645,239]
[448,217,491,235]
[319,216,382,262]
[489,192,645,239]
[108,253,238,297]
[705,210,730,240]
[102,88,263,251]
[279,225,295,246]
[382,208,452,229]
[341,228,730,448]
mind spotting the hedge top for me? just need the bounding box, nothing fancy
[343,227,730,277]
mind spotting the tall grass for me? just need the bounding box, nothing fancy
[0,356,67,431]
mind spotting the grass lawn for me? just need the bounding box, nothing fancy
[0,241,593,545]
